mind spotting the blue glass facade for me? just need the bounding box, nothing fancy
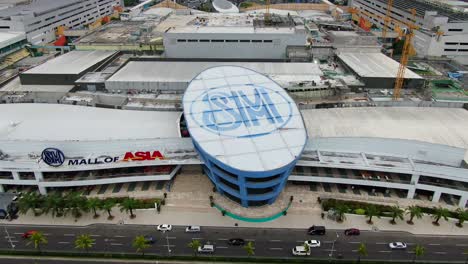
[193,141,299,207]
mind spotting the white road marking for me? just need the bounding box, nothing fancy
[64,234,75,237]
[44,233,51,236]
[217,246,228,249]
[270,240,282,242]
[435,252,446,254]
[114,235,126,238]
[456,244,468,247]
[217,238,228,241]
[90,235,101,237]
[167,237,176,239]
[110,243,123,246]
[429,243,441,246]
[9,240,18,243]
[349,242,361,244]
[269,248,283,250]
[13,233,23,235]
[296,240,305,243]
[323,241,334,244]
[352,250,358,252]
[192,238,203,240]
[4,236,14,239]
[245,239,255,241]
[379,250,391,253]
[58,242,70,244]
[376,242,387,245]
[408,251,415,254]
[322,249,337,252]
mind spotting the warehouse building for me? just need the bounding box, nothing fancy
[19,50,118,85]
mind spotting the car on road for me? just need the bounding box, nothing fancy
[228,238,245,246]
[144,235,155,244]
[157,224,172,232]
[292,245,311,256]
[389,242,407,249]
[344,228,360,236]
[198,244,214,254]
[304,239,321,247]
[307,225,326,235]
[185,225,201,233]
[22,230,37,239]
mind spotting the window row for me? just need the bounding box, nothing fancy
[177,39,273,43]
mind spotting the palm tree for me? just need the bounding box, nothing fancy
[27,231,48,252]
[455,208,468,228]
[413,244,425,263]
[357,243,367,264]
[87,198,102,218]
[432,206,450,226]
[119,197,139,218]
[188,239,201,256]
[64,192,89,219]
[75,234,95,253]
[102,199,116,220]
[244,241,255,257]
[132,235,150,256]
[18,192,43,216]
[406,205,423,225]
[334,204,349,222]
[303,242,310,255]
[389,205,404,224]
[43,193,65,217]
[365,205,380,224]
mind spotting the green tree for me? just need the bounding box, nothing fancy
[43,193,65,217]
[188,239,201,256]
[64,192,88,219]
[18,192,43,216]
[87,198,102,218]
[132,235,150,256]
[303,242,310,255]
[455,208,468,228]
[27,231,48,252]
[432,206,450,226]
[413,244,425,263]
[365,205,380,224]
[389,205,404,224]
[406,205,423,225]
[244,241,255,257]
[123,0,138,7]
[334,203,349,222]
[102,199,116,220]
[119,197,139,218]
[75,234,95,253]
[357,243,367,264]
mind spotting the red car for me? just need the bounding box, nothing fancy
[344,228,360,236]
[22,230,37,239]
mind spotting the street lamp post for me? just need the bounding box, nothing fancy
[4,227,15,250]
[329,231,339,262]
[165,232,171,254]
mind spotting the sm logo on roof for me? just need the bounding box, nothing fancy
[190,85,293,138]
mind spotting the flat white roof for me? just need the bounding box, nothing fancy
[107,61,323,83]
[301,107,468,150]
[212,0,239,13]
[0,31,25,49]
[0,104,181,141]
[183,66,307,172]
[23,50,116,75]
[337,52,422,79]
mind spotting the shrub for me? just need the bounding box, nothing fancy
[354,208,365,215]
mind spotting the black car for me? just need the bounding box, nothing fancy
[144,235,155,244]
[307,225,326,235]
[228,238,245,246]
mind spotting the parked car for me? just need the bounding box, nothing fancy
[22,230,37,239]
[292,245,311,256]
[143,235,155,244]
[307,225,326,235]
[228,238,245,246]
[304,239,321,247]
[185,226,201,233]
[157,224,172,232]
[389,242,407,249]
[198,244,215,254]
[344,228,360,236]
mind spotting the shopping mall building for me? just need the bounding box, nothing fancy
[1,66,468,208]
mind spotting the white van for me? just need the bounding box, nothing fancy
[292,246,310,256]
[185,225,201,233]
[198,244,214,254]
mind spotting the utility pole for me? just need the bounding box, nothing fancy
[329,231,339,262]
[4,227,15,250]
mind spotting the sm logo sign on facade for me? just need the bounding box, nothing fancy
[190,85,293,138]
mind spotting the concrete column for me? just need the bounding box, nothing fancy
[0,185,4,193]
[34,171,43,181]
[38,185,47,195]
[238,176,248,207]
[410,174,420,185]
[11,171,20,181]
[459,195,468,208]
[406,187,415,199]
[432,190,442,203]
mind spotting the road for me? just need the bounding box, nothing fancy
[1,224,468,262]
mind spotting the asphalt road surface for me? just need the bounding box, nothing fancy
[0,224,468,262]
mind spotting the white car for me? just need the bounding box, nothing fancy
[185,225,201,233]
[198,244,214,254]
[292,245,311,256]
[389,242,407,249]
[304,240,321,248]
[157,224,172,232]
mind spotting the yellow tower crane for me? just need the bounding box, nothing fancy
[382,0,394,39]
